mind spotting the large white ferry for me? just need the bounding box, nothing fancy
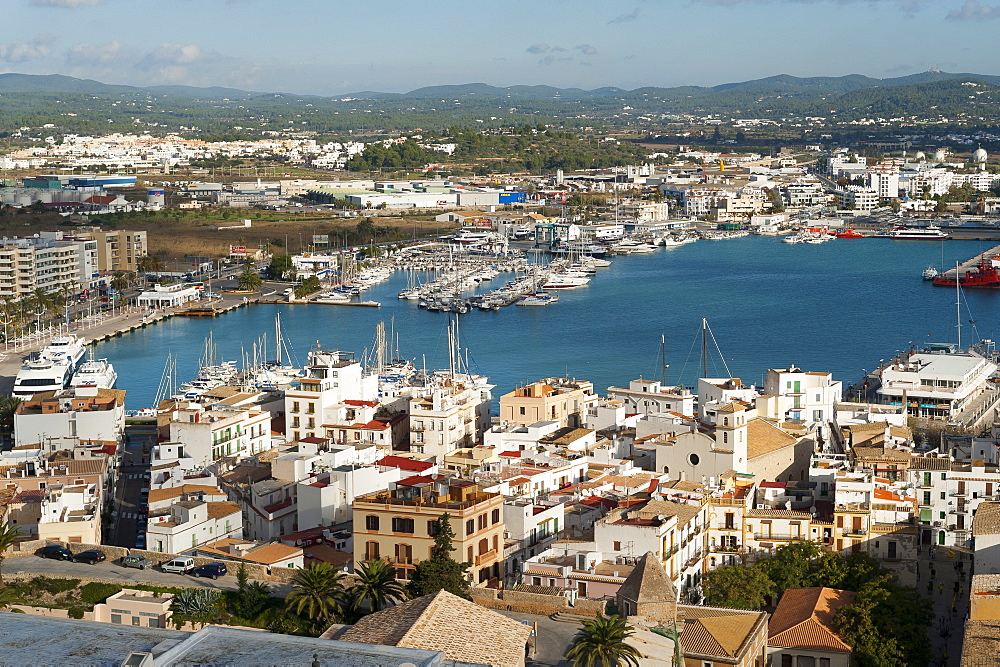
[12,357,74,397]
[12,335,88,398]
[887,226,950,240]
[40,335,86,367]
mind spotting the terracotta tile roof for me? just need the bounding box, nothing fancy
[960,620,1000,666]
[60,459,108,476]
[148,484,224,504]
[338,590,530,667]
[973,502,1000,537]
[206,501,242,520]
[376,456,434,472]
[715,402,745,414]
[746,418,797,459]
[616,552,676,604]
[768,587,855,653]
[910,456,952,470]
[303,544,352,568]
[633,499,701,524]
[677,605,767,659]
[242,542,301,565]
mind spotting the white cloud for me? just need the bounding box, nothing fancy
[0,36,52,63]
[66,40,127,66]
[575,44,598,56]
[526,43,550,54]
[946,0,1000,20]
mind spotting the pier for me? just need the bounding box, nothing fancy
[937,243,1000,279]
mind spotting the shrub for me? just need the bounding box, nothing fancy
[80,582,122,606]
[32,577,80,594]
[67,606,86,619]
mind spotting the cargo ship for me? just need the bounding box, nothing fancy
[932,256,1000,288]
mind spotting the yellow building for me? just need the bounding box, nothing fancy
[499,378,597,428]
[353,477,505,585]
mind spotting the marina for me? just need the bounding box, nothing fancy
[52,233,1000,412]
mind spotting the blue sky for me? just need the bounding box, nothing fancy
[1,0,998,95]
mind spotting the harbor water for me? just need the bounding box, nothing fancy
[96,236,1000,410]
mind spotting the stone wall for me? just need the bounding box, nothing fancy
[470,587,607,616]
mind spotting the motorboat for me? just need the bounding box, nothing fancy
[517,292,559,306]
[921,266,939,281]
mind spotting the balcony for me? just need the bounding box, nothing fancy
[663,545,679,558]
[842,529,868,538]
[474,549,497,566]
[950,492,968,498]
[411,424,425,432]
[391,556,413,565]
[753,533,809,541]
[713,544,743,553]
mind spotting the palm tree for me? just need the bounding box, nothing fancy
[565,614,643,667]
[285,562,348,632]
[110,272,131,292]
[350,558,406,614]
[0,520,23,585]
[237,266,263,292]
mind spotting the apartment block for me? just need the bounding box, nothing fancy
[76,229,148,274]
[499,378,598,428]
[352,476,505,584]
[146,499,243,554]
[0,237,80,299]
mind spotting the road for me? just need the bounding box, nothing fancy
[107,424,155,549]
[499,611,578,667]
[5,552,289,595]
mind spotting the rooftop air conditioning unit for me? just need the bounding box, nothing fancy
[756,504,767,509]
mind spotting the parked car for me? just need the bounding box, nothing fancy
[160,556,195,574]
[120,555,152,570]
[72,550,107,565]
[190,562,227,580]
[37,545,73,561]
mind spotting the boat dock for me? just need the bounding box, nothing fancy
[938,243,1000,279]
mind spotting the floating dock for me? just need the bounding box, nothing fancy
[938,243,1000,279]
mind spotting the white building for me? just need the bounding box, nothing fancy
[878,352,999,421]
[146,499,243,554]
[160,403,272,468]
[14,387,126,449]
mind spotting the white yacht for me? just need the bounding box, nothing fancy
[40,335,86,368]
[517,292,559,306]
[71,358,118,389]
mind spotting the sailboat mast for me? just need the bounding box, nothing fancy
[701,318,708,378]
[660,333,668,385]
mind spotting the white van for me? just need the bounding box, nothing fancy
[160,556,195,574]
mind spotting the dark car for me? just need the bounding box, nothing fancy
[120,555,152,570]
[72,549,107,565]
[190,562,228,579]
[37,545,73,561]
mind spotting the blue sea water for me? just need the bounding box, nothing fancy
[95,236,1000,410]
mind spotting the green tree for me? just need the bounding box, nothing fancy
[285,562,349,633]
[110,272,130,292]
[406,513,470,599]
[758,541,824,596]
[266,253,293,280]
[232,563,271,619]
[701,563,773,610]
[351,558,406,614]
[293,275,321,298]
[0,520,22,584]
[0,396,22,447]
[565,614,642,667]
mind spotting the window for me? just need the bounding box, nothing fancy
[519,407,525,416]
[392,517,415,533]
[491,508,500,524]
[724,513,735,530]
[923,492,931,506]
[292,401,300,413]
[427,520,439,536]
[365,515,379,531]
[689,453,700,466]
[478,514,487,530]
[723,432,728,444]
[479,538,489,555]
[613,541,621,551]
[466,519,475,536]
[365,541,380,560]
[111,614,122,624]
[941,492,946,500]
